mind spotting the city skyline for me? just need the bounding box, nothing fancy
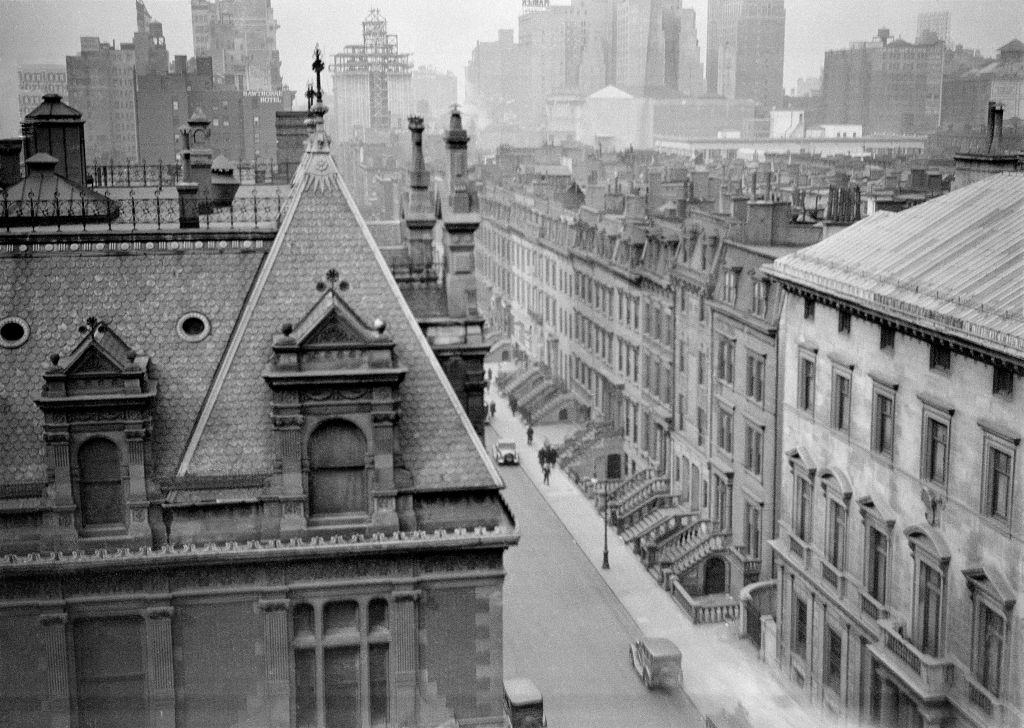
[1,0,1021,121]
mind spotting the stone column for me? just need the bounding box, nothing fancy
[370,411,399,534]
[39,612,70,728]
[145,606,175,728]
[260,598,291,728]
[127,430,152,543]
[391,590,419,728]
[45,431,78,551]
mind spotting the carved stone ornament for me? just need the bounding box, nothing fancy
[920,486,945,527]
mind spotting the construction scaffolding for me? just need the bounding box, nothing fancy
[330,9,412,133]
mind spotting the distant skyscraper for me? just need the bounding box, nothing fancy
[65,37,139,163]
[822,29,945,135]
[17,65,67,122]
[330,9,413,139]
[916,10,951,45]
[614,0,703,97]
[707,0,785,109]
[573,0,617,93]
[411,67,458,127]
[190,0,283,96]
[132,1,170,77]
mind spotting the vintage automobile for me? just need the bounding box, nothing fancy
[629,636,682,689]
[503,677,546,728]
[493,440,520,466]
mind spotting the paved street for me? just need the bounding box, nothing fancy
[495,425,705,728]
[489,383,823,728]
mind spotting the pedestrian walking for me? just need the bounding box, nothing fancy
[526,425,534,446]
[542,462,551,485]
[509,396,518,416]
[489,401,496,419]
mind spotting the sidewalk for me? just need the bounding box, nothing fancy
[486,390,825,728]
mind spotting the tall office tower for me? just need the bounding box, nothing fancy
[411,66,458,126]
[466,29,525,129]
[520,4,575,125]
[708,0,785,109]
[17,65,67,122]
[132,1,169,77]
[190,0,283,94]
[916,10,951,45]
[574,0,617,93]
[610,0,704,96]
[330,9,413,139]
[65,37,139,163]
[822,29,946,135]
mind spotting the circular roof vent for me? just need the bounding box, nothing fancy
[0,316,30,348]
[176,312,211,342]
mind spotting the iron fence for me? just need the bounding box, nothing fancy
[84,160,301,188]
[0,187,286,233]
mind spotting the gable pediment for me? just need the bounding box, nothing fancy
[266,288,403,377]
[36,323,155,407]
[303,307,367,346]
[293,291,378,348]
[65,345,123,376]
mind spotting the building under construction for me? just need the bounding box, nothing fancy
[331,9,413,139]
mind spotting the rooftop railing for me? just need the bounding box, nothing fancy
[84,160,301,189]
[0,187,287,234]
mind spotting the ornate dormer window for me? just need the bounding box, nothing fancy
[263,271,407,535]
[34,318,156,545]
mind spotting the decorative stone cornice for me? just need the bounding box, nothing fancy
[0,525,520,573]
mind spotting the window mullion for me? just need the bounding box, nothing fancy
[361,600,370,728]
[315,602,327,728]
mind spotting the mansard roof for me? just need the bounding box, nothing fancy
[1,144,501,500]
[179,119,501,491]
[0,245,265,485]
[766,173,1024,362]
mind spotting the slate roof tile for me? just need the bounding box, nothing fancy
[0,249,263,484]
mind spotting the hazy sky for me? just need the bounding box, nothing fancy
[2,0,1022,125]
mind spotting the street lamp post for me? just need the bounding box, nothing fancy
[602,476,610,570]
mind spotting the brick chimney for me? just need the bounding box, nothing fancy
[402,116,437,273]
[440,108,481,318]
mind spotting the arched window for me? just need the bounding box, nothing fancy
[77,438,124,528]
[308,421,368,517]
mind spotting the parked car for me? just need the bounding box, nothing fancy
[503,677,546,728]
[493,440,519,466]
[629,637,682,689]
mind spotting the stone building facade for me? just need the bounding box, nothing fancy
[765,174,1024,728]
[0,104,516,728]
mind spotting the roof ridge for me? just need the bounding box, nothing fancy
[175,152,309,476]
[177,128,503,488]
[335,167,506,489]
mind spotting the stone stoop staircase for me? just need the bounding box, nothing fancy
[612,476,674,528]
[497,365,539,394]
[518,379,561,415]
[507,368,549,402]
[656,519,727,583]
[620,506,694,548]
[531,387,582,423]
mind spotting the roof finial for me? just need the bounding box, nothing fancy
[315,268,349,294]
[312,45,325,105]
[305,82,315,112]
[78,316,108,339]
